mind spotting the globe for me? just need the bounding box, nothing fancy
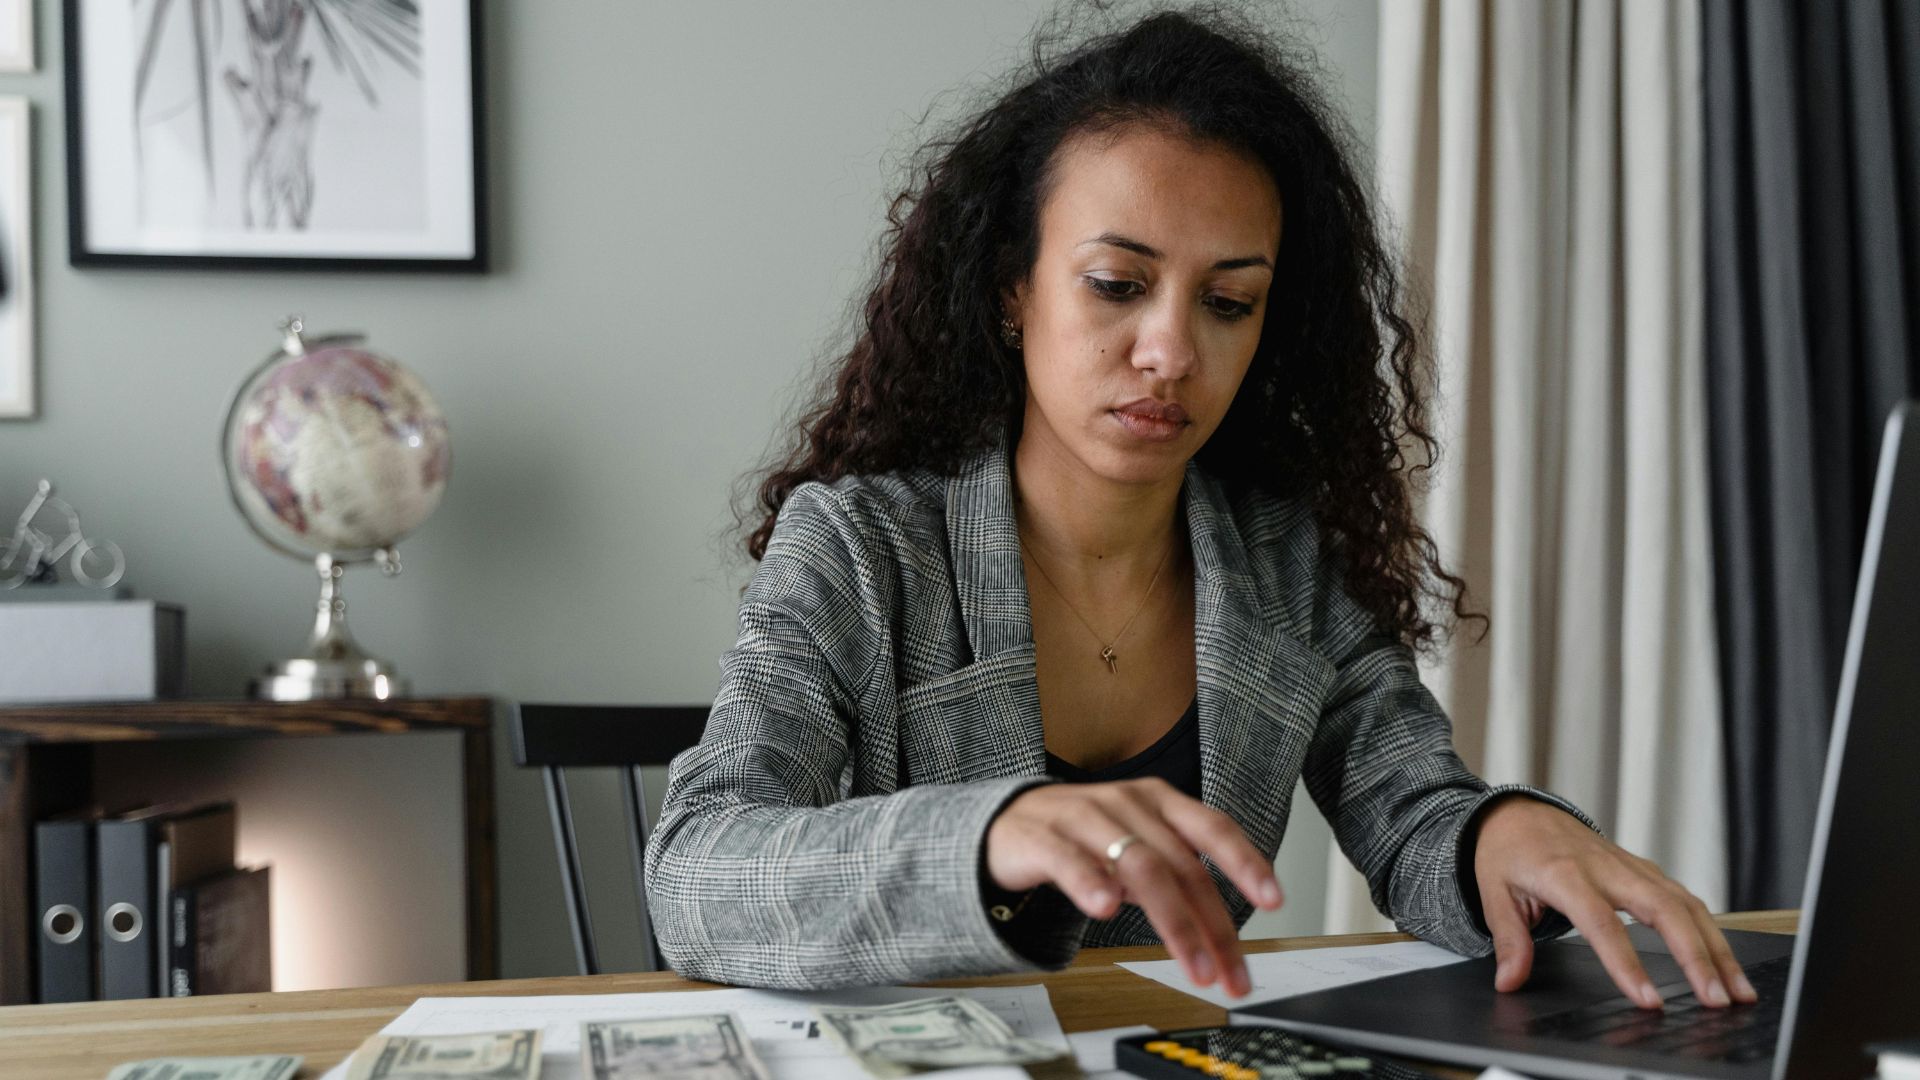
[221,318,451,700]
[223,326,451,562]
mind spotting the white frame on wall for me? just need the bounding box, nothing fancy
[0,96,31,419]
[65,0,485,271]
[0,1,33,74]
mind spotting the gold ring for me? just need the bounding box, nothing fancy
[1105,834,1142,869]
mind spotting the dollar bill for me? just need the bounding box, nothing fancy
[105,1056,302,1080]
[815,996,1067,1078]
[581,1013,771,1080]
[344,1030,542,1080]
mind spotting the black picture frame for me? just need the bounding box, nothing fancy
[63,0,488,273]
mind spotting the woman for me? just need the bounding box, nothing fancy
[643,5,1752,1012]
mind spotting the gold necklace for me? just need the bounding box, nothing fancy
[1019,533,1174,674]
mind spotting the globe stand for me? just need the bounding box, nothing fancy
[251,553,409,701]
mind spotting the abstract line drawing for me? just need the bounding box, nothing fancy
[66,0,483,270]
[133,0,422,231]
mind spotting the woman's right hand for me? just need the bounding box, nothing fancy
[984,777,1283,998]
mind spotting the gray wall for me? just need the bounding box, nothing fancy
[0,0,1379,985]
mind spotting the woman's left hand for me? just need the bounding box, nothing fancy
[1472,794,1758,1011]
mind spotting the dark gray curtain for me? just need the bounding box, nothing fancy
[1702,0,1920,909]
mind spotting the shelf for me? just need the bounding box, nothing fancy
[0,696,492,744]
[0,697,497,1005]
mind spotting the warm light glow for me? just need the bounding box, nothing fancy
[89,735,467,992]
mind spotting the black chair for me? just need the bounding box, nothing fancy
[509,702,709,975]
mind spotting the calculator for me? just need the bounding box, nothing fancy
[1114,1025,1441,1079]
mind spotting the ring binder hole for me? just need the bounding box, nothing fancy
[42,904,82,945]
[105,901,143,943]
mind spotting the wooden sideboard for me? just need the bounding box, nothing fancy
[0,697,497,1006]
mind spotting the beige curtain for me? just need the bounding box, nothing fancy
[1325,0,1728,936]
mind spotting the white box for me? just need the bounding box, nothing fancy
[0,600,184,702]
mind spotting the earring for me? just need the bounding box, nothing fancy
[999,315,1023,349]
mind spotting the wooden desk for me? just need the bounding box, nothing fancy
[0,911,1797,1080]
[0,697,499,1005]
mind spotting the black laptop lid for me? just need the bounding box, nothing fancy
[1234,403,1920,1079]
[1777,402,1920,1078]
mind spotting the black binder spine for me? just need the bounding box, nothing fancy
[153,840,171,995]
[96,817,155,999]
[32,819,94,1003]
[167,883,195,997]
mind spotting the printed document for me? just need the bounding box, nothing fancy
[1118,939,1468,1009]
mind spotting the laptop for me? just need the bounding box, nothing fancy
[1232,400,1920,1080]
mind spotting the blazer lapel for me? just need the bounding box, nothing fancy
[945,441,1033,663]
[1183,465,1337,870]
[907,443,1045,783]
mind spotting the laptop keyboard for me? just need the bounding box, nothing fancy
[1522,955,1792,1064]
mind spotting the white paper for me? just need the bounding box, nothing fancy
[1478,1069,1540,1079]
[316,984,1064,1080]
[1067,1023,1156,1076]
[1119,939,1468,1009]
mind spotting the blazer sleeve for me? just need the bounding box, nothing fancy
[1297,558,1602,957]
[641,485,1078,988]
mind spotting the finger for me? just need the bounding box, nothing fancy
[1067,803,1240,990]
[1688,900,1757,1003]
[1483,888,1536,993]
[1116,846,1222,988]
[1554,884,1662,1009]
[1152,786,1284,910]
[1623,856,1752,1004]
[1026,827,1122,921]
[1162,858,1250,999]
[1098,780,1244,991]
[1098,792,1252,997]
[1066,806,1227,990]
[1615,877,1731,1009]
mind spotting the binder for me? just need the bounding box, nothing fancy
[96,810,157,999]
[168,865,271,996]
[154,804,237,996]
[96,801,231,999]
[33,815,96,1003]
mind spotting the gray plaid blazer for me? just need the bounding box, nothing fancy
[643,439,1592,989]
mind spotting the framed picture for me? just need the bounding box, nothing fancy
[64,0,486,272]
[0,97,31,419]
[0,1,33,73]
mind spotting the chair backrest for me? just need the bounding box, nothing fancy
[509,703,709,976]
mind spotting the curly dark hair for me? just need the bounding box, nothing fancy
[745,0,1480,653]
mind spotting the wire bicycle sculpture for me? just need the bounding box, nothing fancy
[0,479,125,590]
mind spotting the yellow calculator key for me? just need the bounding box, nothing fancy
[1113,1024,1436,1079]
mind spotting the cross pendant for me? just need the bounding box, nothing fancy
[1100,646,1118,674]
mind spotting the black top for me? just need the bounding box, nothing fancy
[1043,696,1203,801]
[981,697,1206,946]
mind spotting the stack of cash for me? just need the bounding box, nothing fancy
[345,1030,543,1080]
[106,994,1066,1080]
[816,996,1070,1078]
[335,1019,776,1080]
[581,1013,771,1079]
[106,1057,302,1080]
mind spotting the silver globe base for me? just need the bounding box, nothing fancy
[252,553,409,701]
[252,656,408,701]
